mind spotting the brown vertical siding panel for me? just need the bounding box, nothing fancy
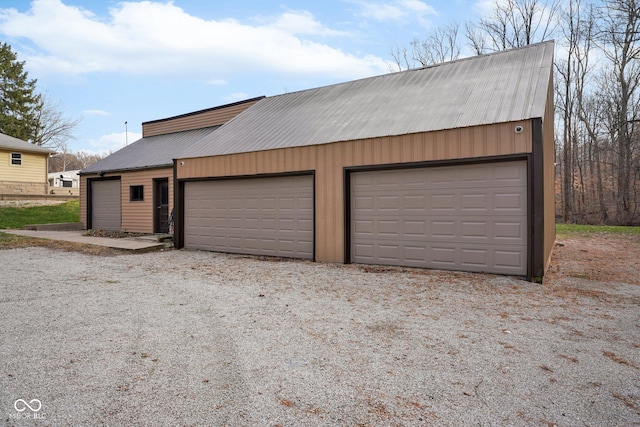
[143,99,261,137]
[514,122,529,153]
[388,137,401,164]
[485,126,498,156]
[473,127,486,157]
[314,145,327,261]
[120,168,172,233]
[342,140,354,167]
[459,127,472,158]
[498,125,511,155]
[434,131,446,159]
[331,143,345,261]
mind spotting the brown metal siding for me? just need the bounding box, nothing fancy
[177,121,532,263]
[143,99,261,138]
[120,168,173,233]
[80,168,173,233]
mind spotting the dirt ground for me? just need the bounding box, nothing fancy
[546,233,640,286]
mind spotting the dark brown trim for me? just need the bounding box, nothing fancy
[343,154,531,268]
[85,176,121,230]
[530,117,545,282]
[346,153,529,174]
[311,171,317,262]
[173,159,184,249]
[177,170,315,183]
[343,168,352,264]
[174,170,316,260]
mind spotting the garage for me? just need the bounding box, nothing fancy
[175,42,555,281]
[349,161,528,275]
[183,175,314,259]
[91,179,121,231]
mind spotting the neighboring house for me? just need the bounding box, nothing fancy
[48,170,81,195]
[0,132,55,196]
[172,42,556,281]
[79,97,263,234]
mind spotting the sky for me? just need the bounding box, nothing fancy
[0,0,484,154]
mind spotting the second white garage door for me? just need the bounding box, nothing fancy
[351,161,528,275]
[184,175,314,259]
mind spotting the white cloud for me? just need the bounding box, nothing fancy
[86,131,141,154]
[272,10,349,36]
[0,0,388,81]
[348,0,436,22]
[82,109,110,117]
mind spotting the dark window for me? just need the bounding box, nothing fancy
[130,185,144,201]
[62,180,73,188]
[11,153,22,166]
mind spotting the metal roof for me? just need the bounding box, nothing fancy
[182,41,554,159]
[81,126,219,174]
[0,133,55,154]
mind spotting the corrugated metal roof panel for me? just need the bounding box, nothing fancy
[182,41,554,159]
[81,126,219,174]
[0,133,56,154]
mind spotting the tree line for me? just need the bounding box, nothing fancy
[391,0,640,225]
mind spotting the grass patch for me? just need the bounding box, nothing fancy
[556,223,640,237]
[0,200,79,229]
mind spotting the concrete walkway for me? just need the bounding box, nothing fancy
[1,229,168,251]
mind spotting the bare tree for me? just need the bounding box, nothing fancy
[595,0,640,223]
[48,148,106,172]
[32,93,81,151]
[390,23,461,70]
[466,0,560,53]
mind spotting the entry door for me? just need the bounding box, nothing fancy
[154,178,169,233]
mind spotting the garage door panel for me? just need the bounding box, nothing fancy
[91,179,121,231]
[185,175,313,259]
[351,161,527,275]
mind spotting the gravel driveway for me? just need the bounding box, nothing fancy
[1,235,639,426]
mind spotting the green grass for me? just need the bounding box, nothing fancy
[556,223,640,237]
[0,200,80,229]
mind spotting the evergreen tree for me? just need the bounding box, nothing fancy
[0,42,41,143]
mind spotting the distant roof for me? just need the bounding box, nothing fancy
[0,133,55,154]
[182,41,554,159]
[81,126,219,174]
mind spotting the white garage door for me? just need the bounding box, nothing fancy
[351,161,528,275]
[91,179,121,231]
[184,175,314,259]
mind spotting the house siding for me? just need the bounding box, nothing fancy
[143,99,262,138]
[177,120,532,263]
[0,150,49,194]
[81,167,173,232]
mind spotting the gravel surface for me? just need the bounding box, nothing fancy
[1,237,639,426]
